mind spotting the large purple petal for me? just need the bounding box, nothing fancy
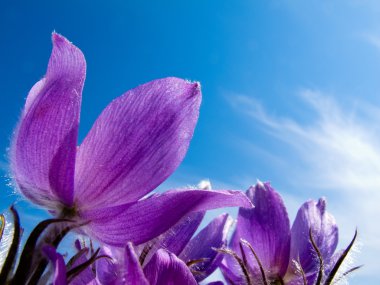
[289,198,338,275]
[81,189,253,246]
[74,77,201,210]
[11,33,85,208]
[43,245,67,285]
[230,182,291,278]
[144,249,197,285]
[124,242,149,285]
[179,213,232,281]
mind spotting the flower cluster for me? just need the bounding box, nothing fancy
[0,34,359,284]
[220,182,359,285]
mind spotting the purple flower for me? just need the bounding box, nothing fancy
[10,33,252,246]
[221,182,356,285]
[96,213,232,284]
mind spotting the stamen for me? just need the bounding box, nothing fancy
[324,229,358,285]
[309,228,324,285]
[240,239,269,285]
[214,247,253,285]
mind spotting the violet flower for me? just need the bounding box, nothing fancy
[9,33,252,246]
[96,212,232,284]
[220,182,358,285]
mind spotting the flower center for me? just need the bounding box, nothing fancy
[59,205,78,219]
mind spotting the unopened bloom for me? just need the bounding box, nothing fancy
[221,182,357,285]
[10,33,252,247]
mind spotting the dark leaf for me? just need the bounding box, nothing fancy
[27,222,80,285]
[324,229,358,285]
[66,248,89,270]
[66,248,110,283]
[10,218,72,285]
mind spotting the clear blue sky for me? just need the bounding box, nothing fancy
[1,1,380,283]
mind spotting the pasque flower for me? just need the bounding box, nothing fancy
[221,182,358,285]
[10,33,252,247]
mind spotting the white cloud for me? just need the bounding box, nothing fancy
[229,90,380,279]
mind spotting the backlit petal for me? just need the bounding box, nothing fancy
[230,182,291,277]
[124,242,149,285]
[290,198,338,275]
[96,246,123,285]
[139,212,204,266]
[179,213,232,281]
[220,261,246,285]
[144,249,197,285]
[74,78,201,209]
[81,189,252,246]
[11,33,85,207]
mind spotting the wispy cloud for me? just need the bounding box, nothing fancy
[361,32,380,51]
[229,90,380,278]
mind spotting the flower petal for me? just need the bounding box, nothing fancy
[220,261,246,285]
[289,198,338,275]
[144,249,197,285]
[230,182,291,277]
[123,242,149,285]
[81,189,253,246]
[11,33,85,207]
[179,213,232,281]
[96,246,123,285]
[139,212,204,266]
[43,245,67,285]
[74,77,201,209]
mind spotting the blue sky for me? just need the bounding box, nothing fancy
[1,1,380,283]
